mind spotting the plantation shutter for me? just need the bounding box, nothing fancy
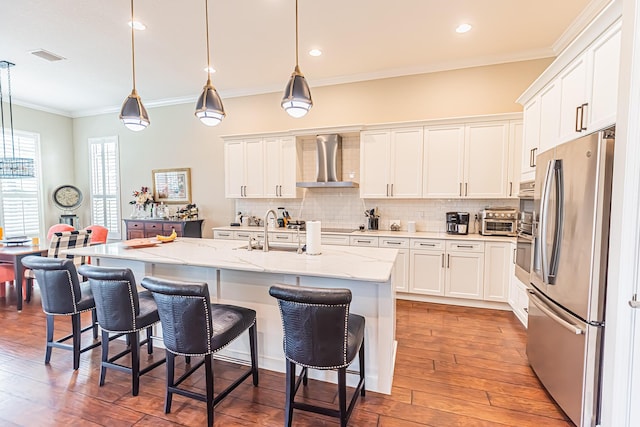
[89,136,121,239]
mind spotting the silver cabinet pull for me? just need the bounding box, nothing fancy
[465,183,468,196]
[441,253,444,268]
[509,182,513,197]
[386,184,389,197]
[419,243,436,247]
[513,248,517,264]
[387,241,401,245]
[630,294,640,309]
[580,103,588,131]
[575,105,582,132]
[459,182,462,197]
[446,253,450,268]
[456,244,474,249]
[275,185,279,196]
[390,183,394,197]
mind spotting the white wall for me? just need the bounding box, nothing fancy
[65,58,552,237]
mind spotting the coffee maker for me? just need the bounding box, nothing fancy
[446,212,470,235]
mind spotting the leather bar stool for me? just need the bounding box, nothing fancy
[78,265,165,396]
[141,277,259,427]
[269,284,366,427]
[21,256,100,370]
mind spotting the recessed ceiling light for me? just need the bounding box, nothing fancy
[456,23,472,34]
[128,21,146,30]
[204,67,216,74]
[309,49,322,57]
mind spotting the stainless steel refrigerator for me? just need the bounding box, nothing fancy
[528,128,615,427]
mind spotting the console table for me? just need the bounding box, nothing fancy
[123,219,204,239]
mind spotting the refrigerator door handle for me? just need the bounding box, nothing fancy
[539,159,555,284]
[529,291,585,335]
[548,160,564,285]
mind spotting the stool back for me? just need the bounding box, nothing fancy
[141,277,213,356]
[269,284,353,369]
[78,265,140,332]
[21,256,84,315]
[49,230,92,267]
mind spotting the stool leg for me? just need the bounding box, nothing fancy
[146,326,153,354]
[302,366,308,386]
[25,278,32,302]
[338,367,347,427]
[249,322,259,386]
[164,351,174,414]
[45,314,54,364]
[71,313,82,370]
[91,309,98,340]
[185,356,191,364]
[100,330,109,386]
[285,360,296,427]
[359,341,366,396]
[205,354,214,427]
[130,331,140,396]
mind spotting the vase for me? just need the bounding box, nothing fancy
[131,204,145,219]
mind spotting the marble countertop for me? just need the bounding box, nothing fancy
[212,226,515,242]
[66,238,398,283]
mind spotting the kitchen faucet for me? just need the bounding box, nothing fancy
[263,209,277,252]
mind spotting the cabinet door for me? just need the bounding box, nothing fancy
[243,139,264,198]
[390,128,423,198]
[558,55,588,143]
[483,242,511,302]
[538,81,561,155]
[521,98,540,182]
[423,125,465,198]
[587,21,621,132]
[394,249,409,292]
[464,122,509,198]
[128,229,144,239]
[445,251,484,300]
[507,121,522,198]
[263,137,281,198]
[279,137,298,197]
[360,131,391,198]
[409,250,445,295]
[225,140,244,198]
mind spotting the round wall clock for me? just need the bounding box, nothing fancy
[52,185,83,210]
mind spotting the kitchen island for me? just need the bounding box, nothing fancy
[66,238,398,394]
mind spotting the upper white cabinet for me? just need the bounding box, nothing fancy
[264,136,297,198]
[518,10,622,181]
[224,136,298,198]
[360,127,423,198]
[464,122,510,198]
[423,125,465,198]
[507,121,523,198]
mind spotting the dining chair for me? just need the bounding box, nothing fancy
[46,224,75,241]
[24,230,92,303]
[84,225,108,244]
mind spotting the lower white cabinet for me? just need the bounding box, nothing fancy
[410,247,445,295]
[483,242,512,302]
[380,238,410,292]
[444,241,485,300]
[509,275,530,328]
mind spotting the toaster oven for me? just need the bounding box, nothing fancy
[479,208,518,236]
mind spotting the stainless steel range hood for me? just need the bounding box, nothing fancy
[296,134,359,188]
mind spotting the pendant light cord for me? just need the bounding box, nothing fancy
[0,63,16,159]
[295,0,299,68]
[205,0,211,84]
[7,65,15,158]
[130,0,137,92]
[0,69,5,159]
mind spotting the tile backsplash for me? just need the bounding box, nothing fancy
[235,189,517,233]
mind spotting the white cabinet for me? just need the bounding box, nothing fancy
[264,136,298,198]
[321,234,350,246]
[507,121,522,198]
[360,127,423,198]
[509,275,530,328]
[521,99,540,182]
[538,82,562,155]
[445,241,485,300]
[558,54,589,142]
[224,138,264,198]
[380,238,409,292]
[410,241,445,295]
[483,242,512,302]
[423,125,465,198]
[464,122,510,198]
[349,235,380,247]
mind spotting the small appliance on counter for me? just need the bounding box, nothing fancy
[478,207,518,236]
[446,212,470,235]
[286,220,306,230]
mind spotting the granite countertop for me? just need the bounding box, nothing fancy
[212,226,515,242]
[65,238,398,283]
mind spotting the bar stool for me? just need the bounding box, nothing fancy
[269,284,366,427]
[141,277,259,427]
[21,256,100,370]
[78,265,165,396]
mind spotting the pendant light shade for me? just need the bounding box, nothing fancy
[0,60,35,179]
[120,0,149,131]
[195,0,225,126]
[282,0,312,118]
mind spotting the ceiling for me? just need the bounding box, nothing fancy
[1,0,603,117]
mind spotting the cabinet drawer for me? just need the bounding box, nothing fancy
[234,231,254,240]
[411,239,444,250]
[350,236,379,247]
[322,234,350,246]
[162,223,182,232]
[127,221,145,230]
[446,241,484,253]
[380,237,409,248]
[270,232,293,242]
[144,222,163,232]
[213,230,234,240]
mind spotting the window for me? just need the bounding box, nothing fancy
[89,136,121,239]
[0,130,42,238]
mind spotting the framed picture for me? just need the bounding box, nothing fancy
[152,168,192,204]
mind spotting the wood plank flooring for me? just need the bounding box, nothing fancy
[0,286,572,426]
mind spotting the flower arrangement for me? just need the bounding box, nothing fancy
[130,186,154,207]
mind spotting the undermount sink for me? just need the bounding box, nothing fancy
[234,243,303,253]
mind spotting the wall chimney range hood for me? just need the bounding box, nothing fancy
[296,134,358,188]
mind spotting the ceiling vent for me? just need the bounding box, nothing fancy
[29,49,66,62]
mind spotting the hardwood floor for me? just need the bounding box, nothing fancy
[0,286,572,426]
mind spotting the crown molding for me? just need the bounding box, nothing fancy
[552,0,616,54]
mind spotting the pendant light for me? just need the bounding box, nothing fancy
[0,61,35,179]
[119,0,150,131]
[281,0,312,118]
[195,0,225,126]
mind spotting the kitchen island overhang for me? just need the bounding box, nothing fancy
[65,238,398,394]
